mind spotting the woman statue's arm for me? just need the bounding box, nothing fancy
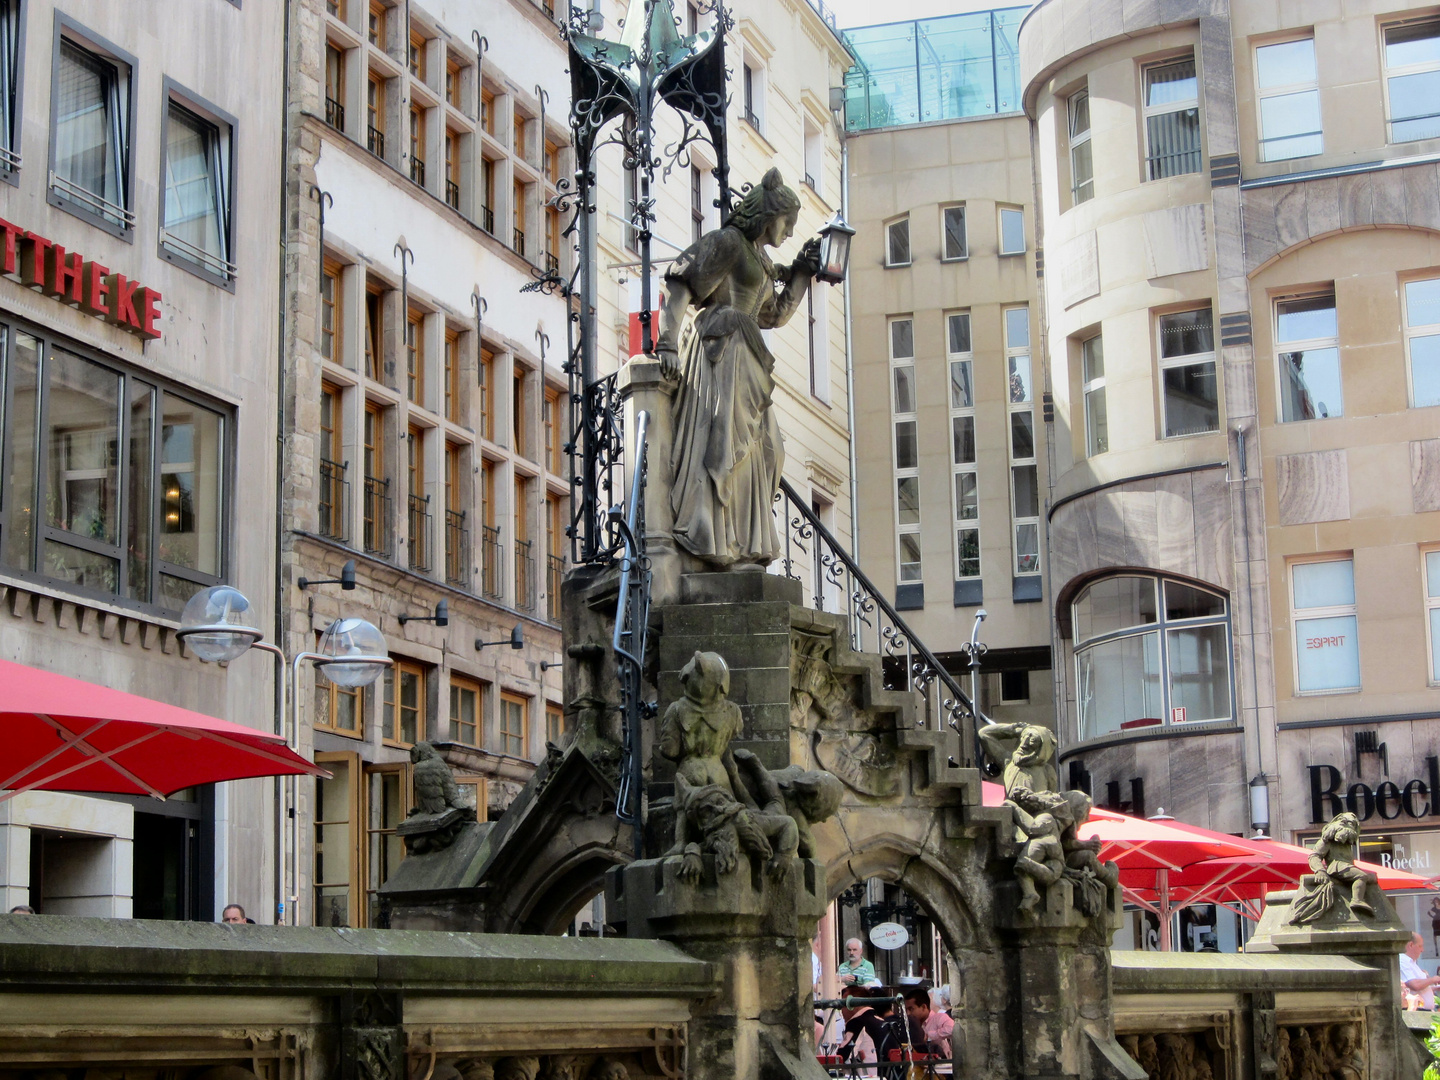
[761,238,821,330]
[654,280,694,379]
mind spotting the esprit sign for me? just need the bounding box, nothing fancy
[1308,760,1440,824]
[0,216,162,340]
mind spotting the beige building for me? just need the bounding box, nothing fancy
[1022,0,1440,942]
[0,1,285,919]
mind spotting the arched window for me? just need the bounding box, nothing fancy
[1073,575,1232,740]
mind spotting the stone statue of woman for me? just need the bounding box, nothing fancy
[655,168,820,569]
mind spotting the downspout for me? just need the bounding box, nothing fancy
[841,137,858,565]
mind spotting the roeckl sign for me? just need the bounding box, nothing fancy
[0,216,162,340]
[1308,760,1440,824]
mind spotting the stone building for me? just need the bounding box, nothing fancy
[0,1,286,919]
[1020,0,1440,943]
[279,0,573,928]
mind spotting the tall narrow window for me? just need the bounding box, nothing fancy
[444,440,467,587]
[449,676,482,745]
[0,0,20,172]
[1143,58,1201,179]
[803,117,823,194]
[1425,549,1440,684]
[1276,294,1341,421]
[364,285,383,381]
[445,53,463,110]
[314,754,357,926]
[1005,306,1038,576]
[742,61,763,131]
[406,424,430,572]
[405,308,424,405]
[1290,558,1359,694]
[890,318,920,584]
[691,165,705,244]
[886,217,910,267]
[942,206,967,261]
[363,402,391,558]
[480,87,494,134]
[480,157,495,233]
[443,327,460,421]
[408,28,426,79]
[1256,37,1322,161]
[1081,334,1107,457]
[499,693,527,757]
[1158,307,1218,436]
[807,289,828,403]
[444,129,461,210]
[367,74,385,157]
[514,474,534,610]
[383,659,426,744]
[1068,88,1093,204]
[1403,278,1440,408]
[325,45,346,131]
[948,312,979,580]
[52,34,133,230]
[319,383,346,542]
[513,369,527,455]
[408,105,425,186]
[513,179,527,256]
[1384,19,1440,143]
[368,1,386,47]
[321,260,343,362]
[479,346,494,440]
[999,207,1025,255]
[543,388,562,473]
[162,98,233,283]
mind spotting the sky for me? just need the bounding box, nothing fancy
[823,0,1031,29]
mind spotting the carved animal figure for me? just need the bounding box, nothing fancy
[411,741,462,815]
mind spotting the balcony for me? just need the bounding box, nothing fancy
[410,157,426,187]
[367,125,385,158]
[481,524,503,601]
[446,179,460,210]
[547,553,563,623]
[318,458,350,543]
[445,509,470,588]
[407,493,432,573]
[363,475,393,558]
[544,251,560,275]
[481,205,495,234]
[513,227,526,258]
[325,97,345,132]
[515,539,537,612]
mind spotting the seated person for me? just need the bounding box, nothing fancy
[902,985,955,1068]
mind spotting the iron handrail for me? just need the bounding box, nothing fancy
[612,410,651,856]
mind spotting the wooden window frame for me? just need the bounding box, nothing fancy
[382,658,427,746]
[449,674,484,746]
[499,692,528,757]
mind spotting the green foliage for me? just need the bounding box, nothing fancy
[1425,1011,1440,1079]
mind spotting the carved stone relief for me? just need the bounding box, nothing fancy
[791,630,899,797]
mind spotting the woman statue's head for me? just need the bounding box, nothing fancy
[728,168,801,242]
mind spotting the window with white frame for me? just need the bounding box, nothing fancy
[807,288,829,403]
[1383,18,1440,143]
[1290,557,1359,694]
[1403,277,1440,408]
[1068,88,1093,205]
[741,59,764,133]
[51,27,134,232]
[890,318,921,584]
[1073,575,1232,739]
[1081,333,1107,457]
[999,206,1025,255]
[161,93,235,284]
[886,216,911,267]
[1276,293,1342,421]
[948,312,979,580]
[0,0,21,173]
[1256,37,1322,161]
[803,117,822,194]
[1005,306,1039,576]
[942,205,966,261]
[1425,548,1440,683]
[1143,56,1201,179]
[1158,307,1219,436]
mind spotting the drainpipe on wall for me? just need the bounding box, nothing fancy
[840,137,858,562]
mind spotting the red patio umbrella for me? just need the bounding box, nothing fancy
[0,657,325,802]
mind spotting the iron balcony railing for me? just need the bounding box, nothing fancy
[407,493,432,572]
[367,125,385,158]
[481,205,495,233]
[325,96,345,131]
[513,227,526,258]
[446,179,460,209]
[515,538,536,612]
[410,157,426,186]
[445,509,470,588]
[481,524,503,601]
[544,251,560,274]
[546,553,563,623]
[743,109,761,132]
[318,458,350,543]
[363,475,393,558]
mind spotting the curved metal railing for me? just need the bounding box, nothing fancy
[611,410,652,854]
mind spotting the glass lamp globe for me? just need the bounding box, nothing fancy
[317,618,389,688]
[177,585,264,663]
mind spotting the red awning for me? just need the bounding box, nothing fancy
[0,658,325,802]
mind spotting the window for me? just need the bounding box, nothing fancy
[545,206,561,273]
[890,318,920,584]
[362,401,392,557]
[449,676,482,745]
[1143,57,1201,179]
[161,94,234,284]
[807,289,828,403]
[1290,558,1359,694]
[546,494,563,621]
[1384,19,1440,143]
[315,669,363,735]
[1158,307,1218,436]
[499,692,527,757]
[885,217,910,267]
[942,206,967,261]
[408,28,426,80]
[513,179,527,256]
[445,128,461,210]
[1005,307,1038,576]
[364,763,407,926]
[444,327,460,421]
[383,659,426,744]
[1403,278,1440,408]
[444,440,468,587]
[546,703,568,746]
[480,157,495,232]
[406,424,429,572]
[803,118,822,194]
[1426,549,1440,684]
[445,53,463,109]
[319,383,347,542]
[515,474,534,610]
[742,61,763,132]
[999,207,1025,255]
[1068,88,1093,204]
[1256,37,1322,161]
[480,459,499,600]
[480,86,494,135]
[321,259,343,361]
[691,165,705,244]
[544,137,560,184]
[1074,575,1232,739]
[1081,333,1107,457]
[314,752,359,927]
[948,312,979,580]
[543,387,562,473]
[368,1,386,47]
[325,45,345,131]
[408,105,425,186]
[1276,293,1341,421]
[367,73,385,157]
[623,131,638,252]
[999,670,1029,704]
[405,308,424,405]
[0,324,227,613]
[51,30,134,232]
[513,369,527,455]
[364,281,384,380]
[479,346,494,440]
[0,0,23,173]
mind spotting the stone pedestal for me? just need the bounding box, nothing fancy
[606,855,829,1080]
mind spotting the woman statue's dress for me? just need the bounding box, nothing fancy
[665,225,808,567]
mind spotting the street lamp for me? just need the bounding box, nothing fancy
[814,210,855,285]
[1249,774,1271,839]
[177,587,389,925]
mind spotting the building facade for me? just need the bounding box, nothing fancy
[1021,0,1440,942]
[0,0,285,920]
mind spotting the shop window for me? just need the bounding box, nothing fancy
[0,0,21,176]
[1276,293,1341,421]
[1158,307,1218,436]
[160,93,235,285]
[1067,88,1093,205]
[1290,558,1359,694]
[889,318,920,584]
[449,675,483,746]
[1143,57,1201,179]
[998,207,1025,255]
[1403,277,1440,408]
[50,25,134,233]
[942,205,967,261]
[885,216,910,267]
[382,659,427,744]
[500,692,528,757]
[1425,549,1440,684]
[1081,333,1107,457]
[1074,575,1232,740]
[1383,18,1440,143]
[947,312,978,580]
[1256,37,1322,161]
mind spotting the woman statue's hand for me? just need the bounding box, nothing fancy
[656,345,681,380]
[792,237,822,279]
